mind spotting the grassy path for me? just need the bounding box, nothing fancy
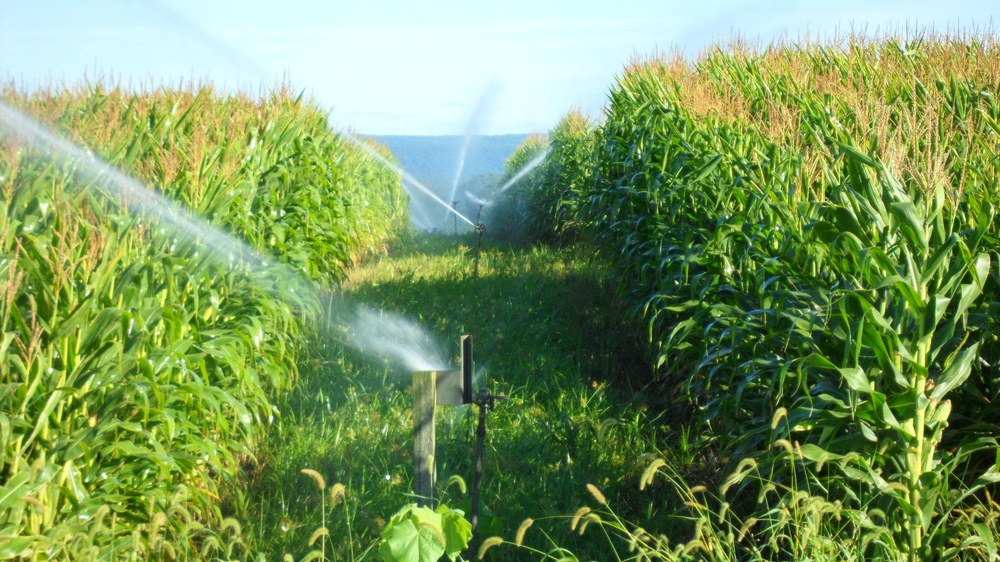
[232,234,673,560]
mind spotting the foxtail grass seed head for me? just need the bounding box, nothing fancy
[578,512,602,535]
[737,517,759,542]
[770,407,788,430]
[329,483,346,505]
[300,468,326,490]
[570,506,592,531]
[446,474,467,495]
[640,458,667,491]
[773,439,794,454]
[515,518,534,546]
[477,536,503,559]
[308,527,330,546]
[586,483,607,505]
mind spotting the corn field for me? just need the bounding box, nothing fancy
[501,32,1000,559]
[0,83,405,558]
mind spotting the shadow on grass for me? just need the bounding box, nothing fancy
[378,231,488,260]
[348,244,652,398]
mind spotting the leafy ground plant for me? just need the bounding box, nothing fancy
[378,503,471,562]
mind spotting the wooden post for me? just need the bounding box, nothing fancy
[413,371,437,507]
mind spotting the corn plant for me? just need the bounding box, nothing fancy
[484,134,548,242]
[768,145,998,559]
[490,112,597,244]
[514,31,1000,559]
[0,82,406,558]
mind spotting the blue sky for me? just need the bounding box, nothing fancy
[1,1,996,135]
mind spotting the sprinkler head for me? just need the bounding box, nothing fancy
[474,222,486,234]
[472,387,508,411]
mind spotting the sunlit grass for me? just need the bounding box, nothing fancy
[234,234,679,560]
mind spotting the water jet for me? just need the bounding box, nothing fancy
[444,87,496,227]
[497,146,551,193]
[340,130,477,229]
[0,101,456,382]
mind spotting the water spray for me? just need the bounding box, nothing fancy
[340,131,477,229]
[497,146,551,194]
[444,86,496,224]
[464,190,492,210]
[0,100,303,293]
[1,104,510,530]
[0,101,464,389]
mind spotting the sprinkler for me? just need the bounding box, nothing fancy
[412,336,474,506]
[468,385,506,560]
[473,222,486,278]
[410,335,507,561]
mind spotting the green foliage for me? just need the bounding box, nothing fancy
[484,134,547,242]
[0,82,405,558]
[378,503,471,562]
[517,32,1000,559]
[235,235,660,561]
[487,112,597,244]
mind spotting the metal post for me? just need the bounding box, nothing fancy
[461,336,474,405]
[468,387,507,560]
[469,398,487,559]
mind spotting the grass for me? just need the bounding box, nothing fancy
[231,232,687,560]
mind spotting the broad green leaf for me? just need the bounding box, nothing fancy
[0,471,31,512]
[931,344,979,402]
[840,366,872,394]
[798,443,841,470]
[80,307,123,352]
[888,277,923,313]
[0,537,35,558]
[953,282,983,322]
[838,141,876,167]
[438,506,473,561]
[22,389,66,450]
[691,154,723,183]
[379,516,445,562]
[972,523,998,560]
[889,200,928,253]
[920,234,959,285]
